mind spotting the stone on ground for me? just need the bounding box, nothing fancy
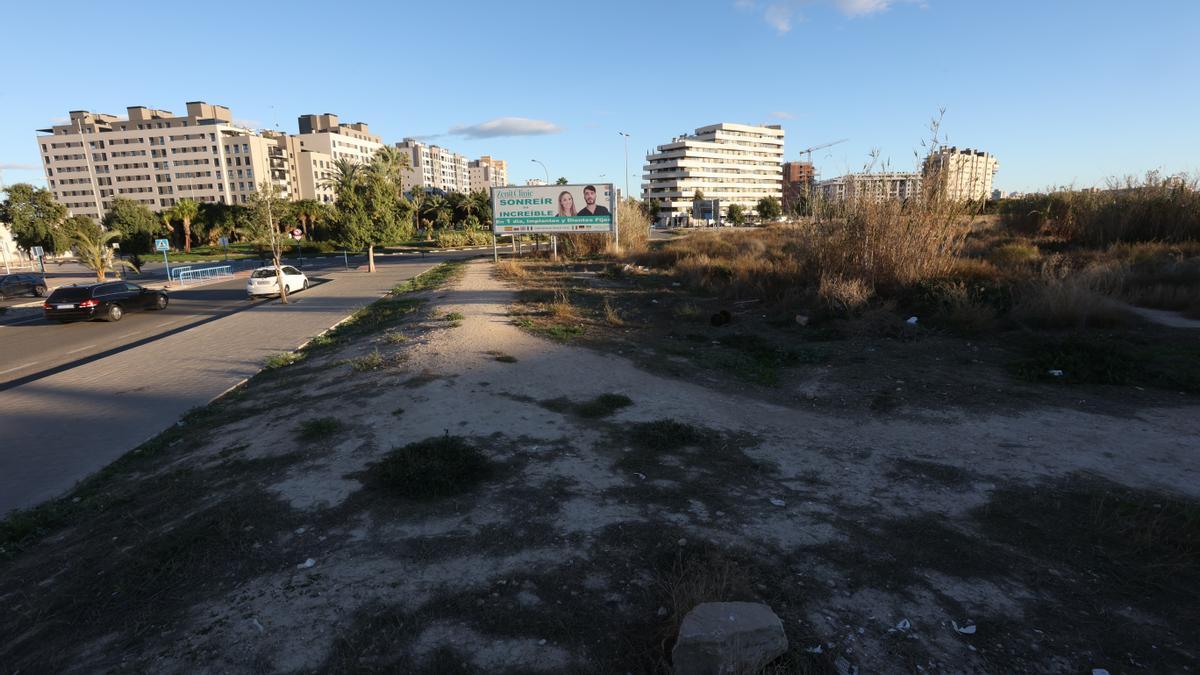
[672,602,788,674]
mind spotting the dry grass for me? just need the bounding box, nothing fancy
[999,172,1200,246]
[496,260,529,282]
[560,198,650,258]
[549,288,578,321]
[1011,277,1137,329]
[602,298,624,326]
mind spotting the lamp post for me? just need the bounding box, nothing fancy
[531,159,549,185]
[617,132,630,200]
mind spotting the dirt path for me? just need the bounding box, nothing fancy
[5,259,1197,673]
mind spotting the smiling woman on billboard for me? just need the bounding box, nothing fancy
[557,191,577,217]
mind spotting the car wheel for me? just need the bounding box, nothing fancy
[153,295,168,310]
[302,279,309,290]
[104,304,123,322]
[33,285,47,297]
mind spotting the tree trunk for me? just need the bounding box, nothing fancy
[367,244,376,273]
[183,218,192,253]
[275,254,289,304]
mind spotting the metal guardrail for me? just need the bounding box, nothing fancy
[169,265,193,282]
[177,265,233,286]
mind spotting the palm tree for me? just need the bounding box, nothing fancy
[446,191,471,225]
[173,199,200,253]
[323,158,363,198]
[372,146,410,189]
[469,190,492,228]
[66,216,137,282]
[408,185,426,238]
[292,199,322,239]
[159,207,175,242]
[420,195,451,233]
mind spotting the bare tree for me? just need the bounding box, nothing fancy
[249,182,292,304]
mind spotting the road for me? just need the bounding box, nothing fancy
[0,251,484,515]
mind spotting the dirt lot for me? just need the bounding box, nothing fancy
[1,258,1197,673]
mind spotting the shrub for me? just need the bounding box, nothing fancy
[349,349,385,372]
[560,198,650,258]
[496,260,529,282]
[1011,278,1136,329]
[575,393,633,418]
[819,274,872,313]
[433,229,493,248]
[265,351,304,369]
[368,434,492,499]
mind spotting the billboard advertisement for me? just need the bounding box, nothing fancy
[492,183,615,234]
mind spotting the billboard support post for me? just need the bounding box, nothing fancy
[491,230,498,264]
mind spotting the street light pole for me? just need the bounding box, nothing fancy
[531,159,549,185]
[617,132,630,201]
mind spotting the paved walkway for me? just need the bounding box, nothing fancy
[0,255,462,514]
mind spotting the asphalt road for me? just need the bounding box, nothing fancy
[0,257,351,389]
[0,250,488,515]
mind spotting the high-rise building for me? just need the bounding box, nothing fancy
[923,147,999,202]
[816,172,923,202]
[781,160,815,211]
[642,123,784,224]
[395,139,471,193]
[468,155,508,193]
[34,103,385,218]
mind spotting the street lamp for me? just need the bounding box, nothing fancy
[531,159,549,185]
[617,132,630,200]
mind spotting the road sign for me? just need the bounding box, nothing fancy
[154,239,170,252]
[218,236,229,247]
[111,242,121,249]
[30,246,45,258]
[290,229,303,241]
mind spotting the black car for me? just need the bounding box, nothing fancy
[42,281,169,323]
[0,273,48,299]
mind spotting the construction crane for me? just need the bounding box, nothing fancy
[796,138,849,163]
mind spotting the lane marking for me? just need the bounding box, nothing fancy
[0,361,39,376]
[65,344,97,355]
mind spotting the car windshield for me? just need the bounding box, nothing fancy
[47,287,91,302]
[251,269,280,279]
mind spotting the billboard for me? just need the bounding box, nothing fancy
[492,183,615,234]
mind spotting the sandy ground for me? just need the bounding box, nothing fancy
[8,259,1198,673]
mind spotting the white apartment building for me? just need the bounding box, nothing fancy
[468,155,508,193]
[642,122,784,223]
[395,139,471,193]
[923,147,999,202]
[817,172,923,202]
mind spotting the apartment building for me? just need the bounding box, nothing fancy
[923,147,999,201]
[35,102,292,219]
[781,160,815,211]
[642,122,784,223]
[816,172,923,202]
[395,139,471,193]
[292,113,383,202]
[34,104,388,218]
[468,155,508,193]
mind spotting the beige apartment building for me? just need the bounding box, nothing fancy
[292,113,383,203]
[35,103,383,219]
[817,172,923,202]
[468,155,508,193]
[923,147,999,201]
[395,139,471,193]
[642,122,784,223]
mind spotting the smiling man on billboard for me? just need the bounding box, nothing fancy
[577,185,610,217]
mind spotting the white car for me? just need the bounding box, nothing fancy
[247,265,309,299]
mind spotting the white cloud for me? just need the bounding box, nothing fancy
[770,111,795,120]
[449,117,562,139]
[234,119,262,130]
[835,0,893,16]
[0,163,39,170]
[764,3,794,33]
[748,0,899,32]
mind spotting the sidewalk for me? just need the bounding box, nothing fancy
[0,256,452,514]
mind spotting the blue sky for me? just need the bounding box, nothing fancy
[1,0,1197,193]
